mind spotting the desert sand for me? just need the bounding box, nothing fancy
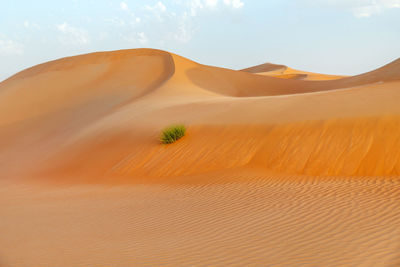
[0,48,400,266]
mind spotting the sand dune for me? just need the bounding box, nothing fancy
[241,62,346,80]
[1,48,400,266]
[1,48,398,178]
[241,62,288,74]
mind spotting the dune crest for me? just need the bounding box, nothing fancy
[241,62,347,80]
[0,48,399,180]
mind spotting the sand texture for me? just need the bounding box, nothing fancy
[0,49,399,266]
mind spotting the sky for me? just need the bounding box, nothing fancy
[0,0,399,81]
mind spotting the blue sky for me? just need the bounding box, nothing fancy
[0,0,399,81]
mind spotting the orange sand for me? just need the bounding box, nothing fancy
[0,49,399,266]
[241,62,347,80]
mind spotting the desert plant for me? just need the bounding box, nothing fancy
[160,124,186,144]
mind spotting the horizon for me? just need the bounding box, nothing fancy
[1,0,399,81]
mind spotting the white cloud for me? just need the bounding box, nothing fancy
[156,1,167,12]
[138,32,148,45]
[223,0,244,9]
[306,0,400,18]
[173,12,195,42]
[145,1,167,21]
[114,0,245,46]
[120,2,129,11]
[352,5,382,17]
[23,20,40,29]
[0,35,23,55]
[351,0,400,17]
[123,31,148,45]
[116,1,141,26]
[187,0,244,16]
[106,17,126,27]
[189,0,204,16]
[146,1,167,12]
[56,22,90,45]
[205,0,218,8]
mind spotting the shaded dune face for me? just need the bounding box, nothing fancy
[241,62,288,73]
[187,58,400,97]
[0,49,175,126]
[0,49,175,177]
[0,48,399,181]
[272,73,308,80]
[240,63,346,80]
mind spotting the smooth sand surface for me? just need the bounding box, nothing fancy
[1,48,400,266]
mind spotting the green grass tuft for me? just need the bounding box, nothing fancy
[160,124,186,144]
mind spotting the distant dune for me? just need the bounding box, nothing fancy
[0,49,399,266]
[241,62,346,80]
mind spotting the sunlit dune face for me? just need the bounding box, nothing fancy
[0,49,400,179]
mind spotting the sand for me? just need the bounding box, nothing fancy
[0,48,399,266]
[241,62,347,80]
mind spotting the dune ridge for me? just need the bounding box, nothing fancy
[0,49,399,180]
[241,62,288,73]
[241,62,346,80]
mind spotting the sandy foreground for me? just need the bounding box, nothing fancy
[0,49,400,266]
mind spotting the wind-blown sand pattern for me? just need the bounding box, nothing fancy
[0,49,400,266]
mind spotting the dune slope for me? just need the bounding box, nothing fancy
[1,49,400,179]
[241,62,346,80]
[0,49,400,266]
